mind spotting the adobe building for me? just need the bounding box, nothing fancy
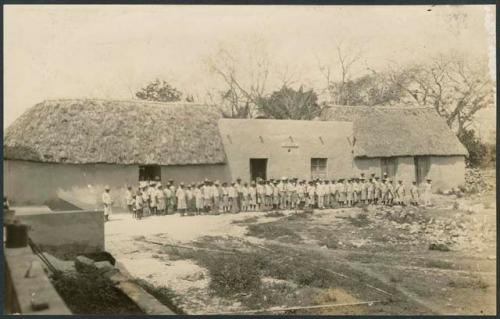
[3,99,467,208]
[319,106,468,191]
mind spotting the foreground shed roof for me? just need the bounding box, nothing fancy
[319,106,468,158]
[4,99,226,165]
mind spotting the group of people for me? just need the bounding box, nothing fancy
[114,172,432,220]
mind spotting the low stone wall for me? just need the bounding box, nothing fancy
[4,247,71,314]
[16,208,105,259]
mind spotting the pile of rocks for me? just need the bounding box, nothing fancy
[465,168,495,194]
[368,205,495,252]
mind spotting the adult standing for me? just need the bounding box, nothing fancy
[102,185,113,222]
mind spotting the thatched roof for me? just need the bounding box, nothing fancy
[319,106,468,158]
[4,99,226,165]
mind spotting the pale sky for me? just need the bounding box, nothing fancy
[4,5,496,129]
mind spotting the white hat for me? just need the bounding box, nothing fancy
[104,185,110,190]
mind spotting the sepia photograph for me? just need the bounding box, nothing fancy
[2,3,497,315]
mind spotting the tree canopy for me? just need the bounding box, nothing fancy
[136,79,183,102]
[257,86,322,120]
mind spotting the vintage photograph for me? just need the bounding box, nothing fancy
[3,4,496,315]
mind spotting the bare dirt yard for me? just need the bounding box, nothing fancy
[106,170,496,315]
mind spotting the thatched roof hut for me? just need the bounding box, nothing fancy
[4,99,226,165]
[319,106,468,158]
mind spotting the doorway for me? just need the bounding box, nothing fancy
[250,158,267,182]
[139,165,161,182]
[414,156,430,185]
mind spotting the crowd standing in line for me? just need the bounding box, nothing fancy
[110,173,433,220]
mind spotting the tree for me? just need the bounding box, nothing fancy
[318,40,365,105]
[135,79,182,102]
[457,129,491,167]
[205,39,270,118]
[384,54,495,136]
[257,85,322,120]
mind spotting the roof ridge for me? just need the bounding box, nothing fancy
[42,98,207,107]
[325,104,433,110]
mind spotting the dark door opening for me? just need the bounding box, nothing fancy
[414,156,430,185]
[250,159,267,182]
[139,165,161,182]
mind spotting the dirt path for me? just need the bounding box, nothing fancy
[105,193,496,315]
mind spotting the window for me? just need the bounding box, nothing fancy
[311,158,327,179]
[380,157,397,178]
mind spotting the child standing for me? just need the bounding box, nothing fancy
[248,182,257,211]
[241,182,249,212]
[410,181,420,206]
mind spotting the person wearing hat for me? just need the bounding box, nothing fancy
[212,181,221,214]
[307,180,316,208]
[135,190,143,220]
[278,177,287,210]
[220,182,228,213]
[156,184,166,215]
[296,180,305,210]
[423,178,432,207]
[287,179,297,210]
[241,182,250,212]
[102,185,113,222]
[164,182,173,215]
[374,177,381,205]
[263,180,272,211]
[248,181,257,211]
[272,180,280,210]
[235,178,243,213]
[185,184,194,215]
[141,184,151,217]
[352,178,360,205]
[410,181,420,206]
[254,180,261,211]
[366,178,374,205]
[387,179,395,206]
[380,178,388,205]
[176,183,187,216]
[168,180,177,213]
[202,179,212,214]
[149,181,158,215]
[125,186,134,214]
[360,178,368,205]
[395,180,406,206]
[194,183,203,215]
[346,179,354,207]
[228,182,238,213]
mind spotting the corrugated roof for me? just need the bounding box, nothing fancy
[319,106,468,158]
[4,99,226,165]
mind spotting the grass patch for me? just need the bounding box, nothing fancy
[232,216,259,224]
[447,277,489,290]
[247,222,302,243]
[264,211,286,218]
[346,213,371,227]
[50,271,144,315]
[424,259,454,269]
[134,279,186,314]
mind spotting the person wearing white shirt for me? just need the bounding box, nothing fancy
[102,185,113,221]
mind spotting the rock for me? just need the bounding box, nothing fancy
[95,260,114,274]
[181,271,205,282]
[102,267,120,279]
[428,243,450,252]
[105,271,129,285]
[75,255,96,273]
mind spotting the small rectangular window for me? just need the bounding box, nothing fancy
[311,158,327,179]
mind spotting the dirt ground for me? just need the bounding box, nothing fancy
[106,176,496,315]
